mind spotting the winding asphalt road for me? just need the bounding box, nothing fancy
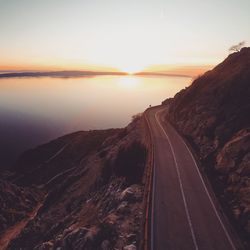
[146,107,241,250]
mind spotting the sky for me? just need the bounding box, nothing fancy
[0,0,249,74]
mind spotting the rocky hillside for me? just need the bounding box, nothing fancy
[0,180,42,235]
[166,47,250,247]
[0,116,150,250]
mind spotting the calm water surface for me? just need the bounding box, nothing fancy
[0,75,191,168]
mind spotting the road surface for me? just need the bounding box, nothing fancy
[146,107,241,250]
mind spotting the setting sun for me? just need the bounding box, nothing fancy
[119,64,146,74]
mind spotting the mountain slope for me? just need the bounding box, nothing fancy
[166,47,250,247]
[0,116,150,250]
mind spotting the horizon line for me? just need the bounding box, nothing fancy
[0,69,199,79]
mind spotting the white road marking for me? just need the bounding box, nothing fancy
[155,109,199,250]
[172,122,237,250]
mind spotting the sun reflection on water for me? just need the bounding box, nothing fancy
[117,76,141,88]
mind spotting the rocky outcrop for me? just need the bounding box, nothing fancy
[167,47,250,246]
[0,116,149,249]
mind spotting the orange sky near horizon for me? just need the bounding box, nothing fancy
[0,62,120,73]
[143,64,214,77]
[0,1,249,76]
[0,62,213,77]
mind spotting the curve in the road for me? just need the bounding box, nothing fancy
[155,110,199,250]
[146,106,240,250]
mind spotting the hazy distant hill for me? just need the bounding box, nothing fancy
[0,70,127,78]
[134,71,191,78]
